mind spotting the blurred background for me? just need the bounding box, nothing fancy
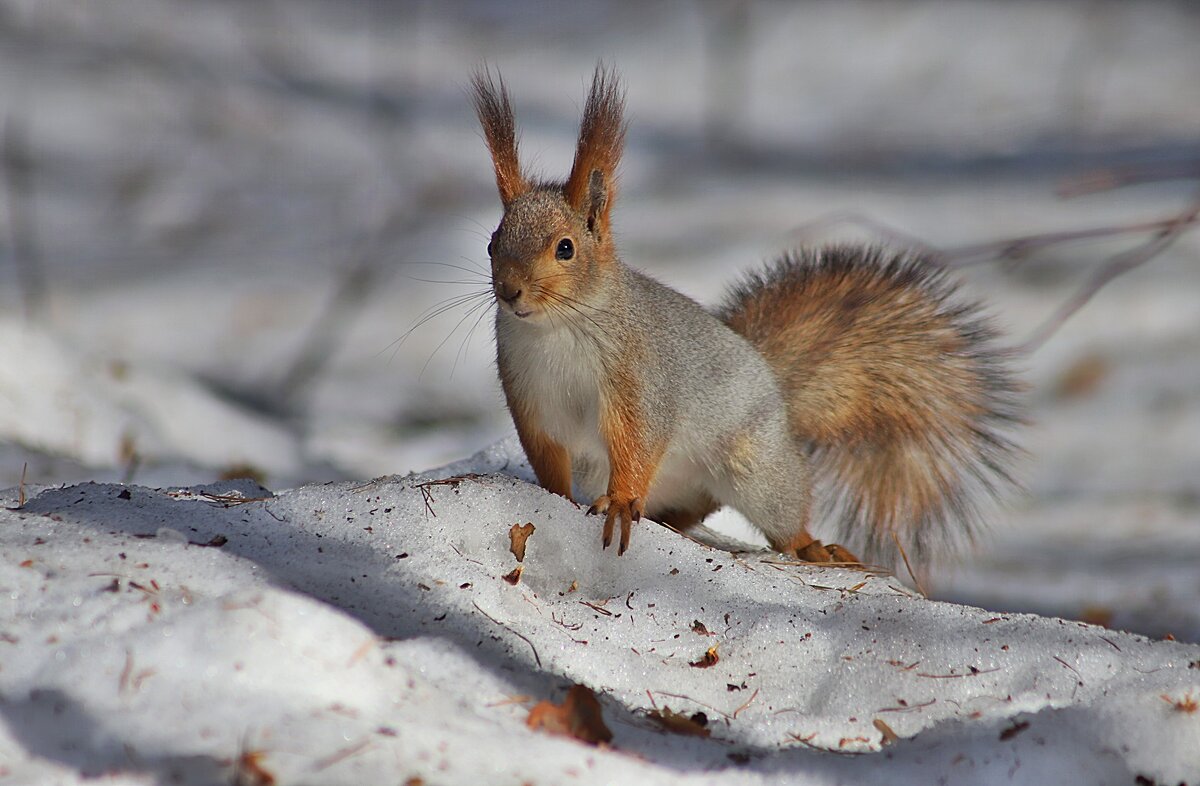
[1,0,1198,639]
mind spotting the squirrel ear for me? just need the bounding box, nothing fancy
[584,169,608,234]
[565,64,626,233]
[471,67,528,205]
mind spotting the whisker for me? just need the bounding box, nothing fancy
[452,297,497,378]
[537,287,614,338]
[403,275,487,286]
[407,290,492,333]
[450,214,496,239]
[455,256,493,276]
[378,290,492,361]
[535,281,610,316]
[420,297,495,380]
[409,260,491,280]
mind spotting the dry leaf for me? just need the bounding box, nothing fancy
[509,523,535,562]
[689,645,720,669]
[691,620,713,636]
[873,718,899,746]
[502,566,523,585]
[526,684,612,745]
[648,707,710,737]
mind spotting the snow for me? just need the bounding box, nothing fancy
[0,319,302,479]
[2,440,1198,784]
[2,2,1200,783]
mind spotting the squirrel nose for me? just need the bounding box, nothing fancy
[496,281,522,304]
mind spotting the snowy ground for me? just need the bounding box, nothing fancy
[1,1,1199,782]
[2,442,1198,784]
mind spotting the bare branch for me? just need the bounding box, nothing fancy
[1058,159,1200,198]
[1017,192,1200,353]
[781,165,1200,353]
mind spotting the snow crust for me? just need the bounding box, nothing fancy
[2,439,1197,785]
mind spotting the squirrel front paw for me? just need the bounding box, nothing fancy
[587,495,644,556]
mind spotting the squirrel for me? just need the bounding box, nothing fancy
[471,65,1020,564]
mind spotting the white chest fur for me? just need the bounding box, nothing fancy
[497,315,609,466]
[497,310,720,510]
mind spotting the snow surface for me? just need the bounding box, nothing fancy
[2,438,1198,785]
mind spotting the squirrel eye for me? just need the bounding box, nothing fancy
[555,238,575,261]
[487,240,494,257]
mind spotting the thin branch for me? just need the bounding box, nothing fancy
[731,687,760,719]
[1058,159,1200,198]
[782,169,1200,354]
[938,212,1200,268]
[1018,193,1200,353]
[473,601,542,667]
[891,531,927,598]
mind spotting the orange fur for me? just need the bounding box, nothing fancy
[721,248,1021,560]
[723,255,976,444]
[599,373,659,499]
[471,69,529,205]
[564,65,626,231]
[476,68,1018,565]
[505,398,573,499]
[597,364,663,554]
[773,528,818,556]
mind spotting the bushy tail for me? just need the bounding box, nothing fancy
[719,246,1022,563]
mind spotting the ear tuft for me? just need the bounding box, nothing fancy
[471,67,528,205]
[565,64,626,232]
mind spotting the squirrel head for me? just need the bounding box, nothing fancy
[472,65,627,324]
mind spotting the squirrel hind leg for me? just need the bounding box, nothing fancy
[715,428,860,564]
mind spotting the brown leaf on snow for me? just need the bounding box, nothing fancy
[689,645,720,669]
[502,566,523,585]
[873,718,899,746]
[647,707,711,737]
[526,685,613,745]
[509,522,535,562]
[691,620,713,636]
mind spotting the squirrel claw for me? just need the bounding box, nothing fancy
[591,495,642,555]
